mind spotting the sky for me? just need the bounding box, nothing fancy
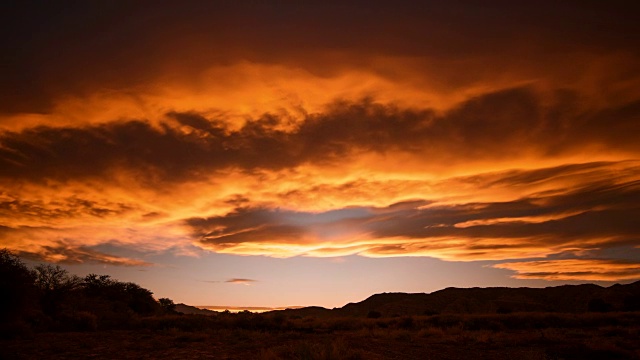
[1,1,639,308]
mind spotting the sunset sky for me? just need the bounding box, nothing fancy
[1,1,639,308]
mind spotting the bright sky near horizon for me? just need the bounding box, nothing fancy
[1,1,639,308]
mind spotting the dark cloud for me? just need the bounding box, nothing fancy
[16,241,150,267]
[188,206,372,248]
[1,1,638,114]
[478,161,621,188]
[0,195,135,222]
[359,175,640,256]
[1,87,639,183]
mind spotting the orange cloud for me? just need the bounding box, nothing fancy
[493,259,640,281]
[226,278,257,286]
[16,241,151,267]
[183,161,639,263]
[1,127,638,267]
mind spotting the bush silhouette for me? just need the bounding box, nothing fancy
[623,295,640,311]
[588,298,612,313]
[159,298,177,314]
[81,274,160,325]
[0,249,37,327]
[33,264,82,317]
[0,251,173,332]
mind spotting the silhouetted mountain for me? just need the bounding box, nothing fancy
[175,303,219,316]
[277,281,640,318]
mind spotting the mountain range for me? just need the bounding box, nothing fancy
[177,281,640,317]
[272,281,640,318]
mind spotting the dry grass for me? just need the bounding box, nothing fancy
[3,312,640,359]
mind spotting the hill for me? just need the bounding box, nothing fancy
[174,303,219,316]
[275,280,640,318]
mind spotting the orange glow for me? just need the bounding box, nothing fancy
[2,51,637,132]
[494,259,640,281]
[2,156,638,270]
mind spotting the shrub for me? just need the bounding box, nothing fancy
[56,311,98,332]
[623,295,640,311]
[33,264,82,317]
[273,337,365,360]
[159,298,177,314]
[327,317,363,331]
[426,314,463,328]
[588,298,612,313]
[398,316,414,329]
[0,249,37,323]
[367,310,382,319]
[81,274,161,322]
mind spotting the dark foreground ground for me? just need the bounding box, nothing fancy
[2,313,640,359]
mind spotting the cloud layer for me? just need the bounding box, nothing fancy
[494,259,640,281]
[2,88,639,183]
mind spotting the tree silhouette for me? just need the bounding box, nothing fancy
[1,251,171,333]
[122,281,159,315]
[0,249,36,324]
[33,264,81,317]
[81,274,159,317]
[159,297,177,313]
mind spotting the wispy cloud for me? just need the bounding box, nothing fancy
[225,278,257,286]
[494,259,640,281]
[16,241,151,267]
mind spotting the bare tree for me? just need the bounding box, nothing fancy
[33,264,81,316]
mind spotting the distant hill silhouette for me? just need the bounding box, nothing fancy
[175,303,219,316]
[274,281,640,318]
